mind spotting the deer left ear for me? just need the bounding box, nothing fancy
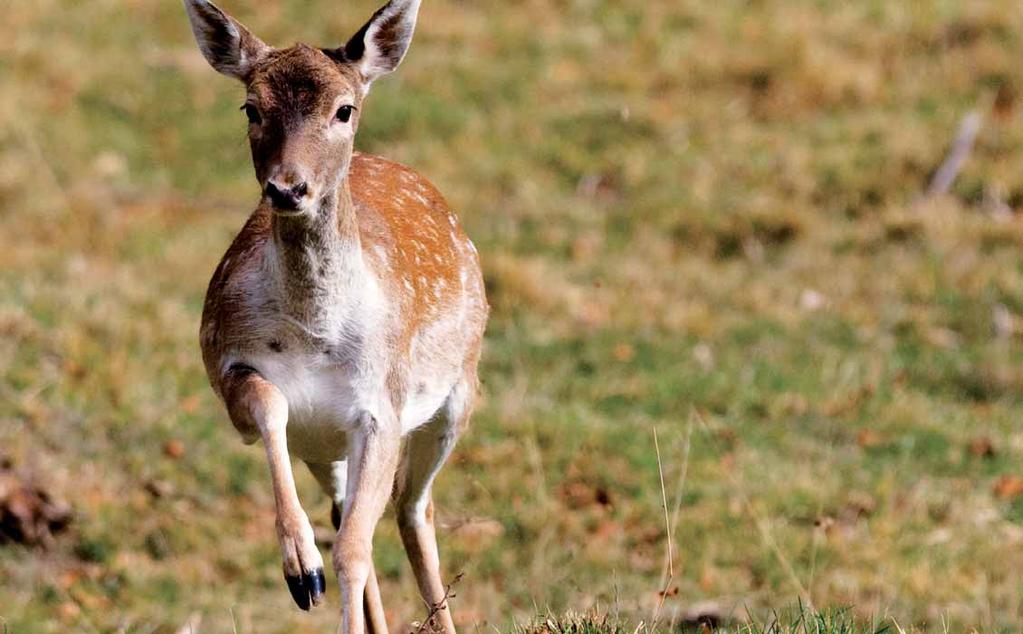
[338,0,421,87]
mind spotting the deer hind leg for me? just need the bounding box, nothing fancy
[307,460,388,633]
[393,381,472,634]
[305,460,348,529]
[221,365,325,610]
[334,409,401,634]
[364,565,388,634]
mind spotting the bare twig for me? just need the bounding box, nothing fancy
[654,429,673,580]
[666,415,694,569]
[925,110,983,198]
[416,572,464,634]
[651,417,694,628]
[651,428,673,626]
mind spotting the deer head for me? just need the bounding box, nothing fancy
[183,0,420,215]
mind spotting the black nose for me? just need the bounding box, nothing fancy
[265,181,308,210]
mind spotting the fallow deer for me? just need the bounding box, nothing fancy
[182,0,487,631]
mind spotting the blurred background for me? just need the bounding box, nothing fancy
[3,0,1023,631]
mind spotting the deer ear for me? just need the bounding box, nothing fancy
[183,0,270,81]
[340,0,420,86]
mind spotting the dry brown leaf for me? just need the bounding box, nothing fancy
[993,475,1023,500]
[180,394,201,414]
[612,342,635,362]
[857,429,883,448]
[163,439,185,460]
[969,437,996,459]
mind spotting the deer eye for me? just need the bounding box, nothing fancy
[241,104,261,125]
[335,105,355,123]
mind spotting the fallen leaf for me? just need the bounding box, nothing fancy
[180,394,201,414]
[969,437,996,459]
[612,343,635,362]
[994,475,1023,500]
[163,440,185,460]
[62,359,86,381]
[857,429,883,448]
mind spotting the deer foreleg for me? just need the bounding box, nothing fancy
[222,365,325,610]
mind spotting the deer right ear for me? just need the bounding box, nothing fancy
[183,0,270,81]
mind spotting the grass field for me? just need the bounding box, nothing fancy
[3,0,1023,631]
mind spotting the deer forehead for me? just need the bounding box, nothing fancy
[248,45,362,114]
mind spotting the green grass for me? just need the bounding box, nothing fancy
[3,0,1023,631]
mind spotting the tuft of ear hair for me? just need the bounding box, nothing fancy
[183,0,270,81]
[330,0,421,87]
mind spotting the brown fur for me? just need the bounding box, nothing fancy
[199,151,486,404]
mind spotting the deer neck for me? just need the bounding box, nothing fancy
[268,178,362,332]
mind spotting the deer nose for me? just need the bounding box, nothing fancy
[264,180,309,210]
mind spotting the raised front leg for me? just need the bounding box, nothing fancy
[221,365,325,610]
[334,410,401,634]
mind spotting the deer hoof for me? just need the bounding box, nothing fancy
[286,567,326,610]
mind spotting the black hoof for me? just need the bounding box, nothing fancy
[308,568,326,601]
[286,568,325,610]
[286,574,311,610]
[331,502,341,531]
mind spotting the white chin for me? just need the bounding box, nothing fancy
[270,204,310,217]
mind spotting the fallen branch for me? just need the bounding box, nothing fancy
[925,110,983,198]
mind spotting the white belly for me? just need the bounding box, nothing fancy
[242,350,454,463]
[245,351,358,464]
